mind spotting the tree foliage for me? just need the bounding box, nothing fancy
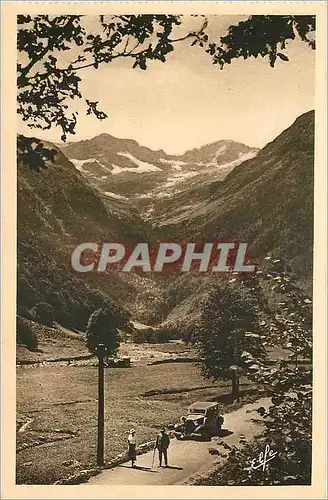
[194,280,267,392]
[86,306,128,354]
[17,14,315,169]
[16,315,38,350]
[195,256,313,486]
[31,301,55,326]
[131,326,171,344]
[250,258,312,484]
[206,15,315,68]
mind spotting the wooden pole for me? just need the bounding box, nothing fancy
[97,343,105,466]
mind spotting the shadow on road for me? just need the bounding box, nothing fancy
[118,465,158,473]
[218,429,233,437]
[211,388,259,405]
[165,465,183,470]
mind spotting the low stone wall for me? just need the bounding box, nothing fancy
[55,433,176,485]
[17,353,95,366]
[147,356,202,366]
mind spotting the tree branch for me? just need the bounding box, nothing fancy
[18,43,50,86]
[18,16,206,88]
[169,18,208,43]
[17,16,79,86]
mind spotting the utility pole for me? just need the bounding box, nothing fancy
[97,343,105,466]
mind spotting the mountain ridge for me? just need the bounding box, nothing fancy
[152,110,315,287]
[60,135,258,213]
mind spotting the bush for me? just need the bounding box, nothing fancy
[131,327,172,344]
[155,329,170,343]
[31,302,55,326]
[86,307,120,354]
[131,328,151,344]
[16,316,38,350]
[16,305,34,320]
[17,277,36,309]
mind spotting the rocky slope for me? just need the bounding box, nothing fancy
[17,140,151,331]
[153,110,315,285]
[147,110,315,336]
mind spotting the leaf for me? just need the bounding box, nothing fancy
[139,59,147,70]
[277,52,289,61]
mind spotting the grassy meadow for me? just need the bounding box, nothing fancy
[16,358,256,484]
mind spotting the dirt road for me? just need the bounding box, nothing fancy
[86,397,270,485]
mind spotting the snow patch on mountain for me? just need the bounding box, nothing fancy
[224,150,258,168]
[70,158,113,174]
[159,158,186,171]
[69,158,94,172]
[103,191,128,200]
[154,151,258,197]
[213,144,228,160]
[111,162,160,174]
[164,171,199,189]
[116,152,161,172]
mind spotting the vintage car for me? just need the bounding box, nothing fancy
[175,401,224,440]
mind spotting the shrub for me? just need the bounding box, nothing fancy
[16,305,34,320]
[16,316,38,350]
[131,327,172,344]
[131,328,151,344]
[86,307,120,355]
[155,329,170,343]
[31,302,55,326]
[17,277,36,309]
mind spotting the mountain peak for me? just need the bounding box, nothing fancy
[178,139,257,164]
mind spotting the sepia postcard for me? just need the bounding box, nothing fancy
[1,1,327,499]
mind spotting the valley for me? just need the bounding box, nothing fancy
[16,110,315,485]
[17,110,314,341]
[11,9,320,490]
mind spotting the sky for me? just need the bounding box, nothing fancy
[18,15,315,154]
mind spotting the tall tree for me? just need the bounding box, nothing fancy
[86,305,128,355]
[195,280,267,400]
[194,258,313,486]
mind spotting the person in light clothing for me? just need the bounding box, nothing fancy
[127,429,137,467]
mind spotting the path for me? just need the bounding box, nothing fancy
[86,397,270,485]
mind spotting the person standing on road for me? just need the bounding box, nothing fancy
[127,429,137,467]
[180,416,187,435]
[155,427,170,467]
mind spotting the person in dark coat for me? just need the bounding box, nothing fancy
[127,429,137,467]
[154,427,170,467]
